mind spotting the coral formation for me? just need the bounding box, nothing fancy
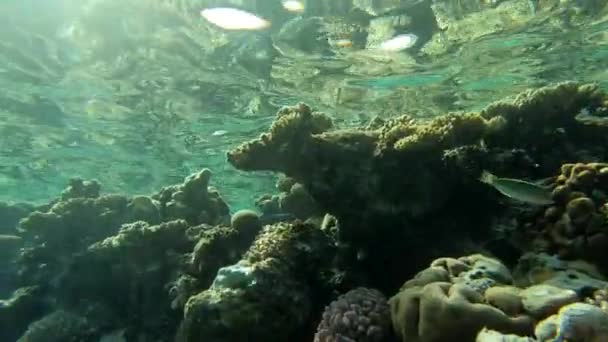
[186,210,262,289]
[394,253,608,342]
[228,82,608,292]
[16,310,93,342]
[313,287,392,342]
[0,286,48,342]
[256,175,321,222]
[153,169,230,226]
[516,162,608,271]
[534,302,608,341]
[7,170,236,340]
[177,221,335,342]
[512,252,608,293]
[7,80,608,342]
[389,254,534,342]
[60,178,101,201]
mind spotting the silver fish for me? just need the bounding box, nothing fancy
[479,170,553,205]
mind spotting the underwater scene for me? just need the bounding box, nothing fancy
[2,0,608,341]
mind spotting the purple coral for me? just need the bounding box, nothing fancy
[314,287,392,342]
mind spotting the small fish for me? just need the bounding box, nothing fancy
[575,111,608,127]
[479,170,553,205]
[377,33,418,52]
[200,7,271,30]
[331,39,353,48]
[282,0,305,13]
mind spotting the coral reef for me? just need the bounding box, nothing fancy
[516,162,608,272]
[535,302,608,341]
[313,287,392,342]
[228,82,608,291]
[7,80,608,342]
[17,193,131,285]
[392,253,608,342]
[389,254,534,342]
[6,170,236,340]
[177,220,335,342]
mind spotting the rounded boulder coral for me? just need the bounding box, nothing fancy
[314,287,392,342]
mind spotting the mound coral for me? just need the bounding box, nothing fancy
[313,287,392,342]
[389,254,534,342]
[517,162,608,271]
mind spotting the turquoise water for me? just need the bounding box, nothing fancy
[4,1,608,341]
[1,0,607,209]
